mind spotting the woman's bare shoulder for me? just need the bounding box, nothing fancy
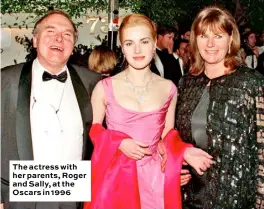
[111,71,126,86]
[152,73,174,90]
[111,71,125,80]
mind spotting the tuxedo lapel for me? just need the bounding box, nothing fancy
[16,61,34,160]
[156,48,163,58]
[68,65,91,160]
[156,48,167,65]
[175,58,182,75]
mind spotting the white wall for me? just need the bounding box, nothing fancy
[0,9,130,68]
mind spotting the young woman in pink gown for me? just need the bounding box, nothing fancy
[86,14,213,209]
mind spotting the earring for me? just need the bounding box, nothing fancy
[152,51,156,59]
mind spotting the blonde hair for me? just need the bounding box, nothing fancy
[189,6,240,75]
[119,13,157,44]
[88,45,117,75]
[118,14,156,70]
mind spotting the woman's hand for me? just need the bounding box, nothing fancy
[183,147,213,175]
[180,168,192,186]
[180,162,192,186]
[119,139,152,160]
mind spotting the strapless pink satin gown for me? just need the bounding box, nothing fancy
[102,77,176,209]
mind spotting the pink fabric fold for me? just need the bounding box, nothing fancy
[83,123,140,209]
[84,124,191,209]
[164,129,193,209]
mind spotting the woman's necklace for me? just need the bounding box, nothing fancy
[124,71,153,104]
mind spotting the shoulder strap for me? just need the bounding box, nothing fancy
[101,77,114,103]
[164,81,177,106]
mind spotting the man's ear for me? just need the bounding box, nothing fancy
[156,35,163,48]
[32,35,37,48]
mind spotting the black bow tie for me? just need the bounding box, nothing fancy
[42,71,68,83]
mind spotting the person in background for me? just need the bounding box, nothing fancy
[256,51,264,75]
[175,6,264,209]
[242,30,264,69]
[258,30,264,46]
[84,13,213,209]
[173,38,190,76]
[151,25,182,86]
[1,10,100,209]
[88,45,117,78]
[180,27,191,41]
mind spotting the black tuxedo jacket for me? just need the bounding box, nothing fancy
[1,60,101,209]
[151,49,182,86]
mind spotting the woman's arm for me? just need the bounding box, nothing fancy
[91,81,106,124]
[160,97,192,182]
[161,90,177,138]
[160,83,213,175]
[158,88,177,172]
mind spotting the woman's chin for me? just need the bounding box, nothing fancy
[129,64,150,70]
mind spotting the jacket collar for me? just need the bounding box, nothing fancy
[16,61,33,160]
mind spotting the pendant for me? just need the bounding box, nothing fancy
[137,92,145,104]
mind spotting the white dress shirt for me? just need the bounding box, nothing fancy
[173,53,184,76]
[245,46,264,69]
[30,59,83,161]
